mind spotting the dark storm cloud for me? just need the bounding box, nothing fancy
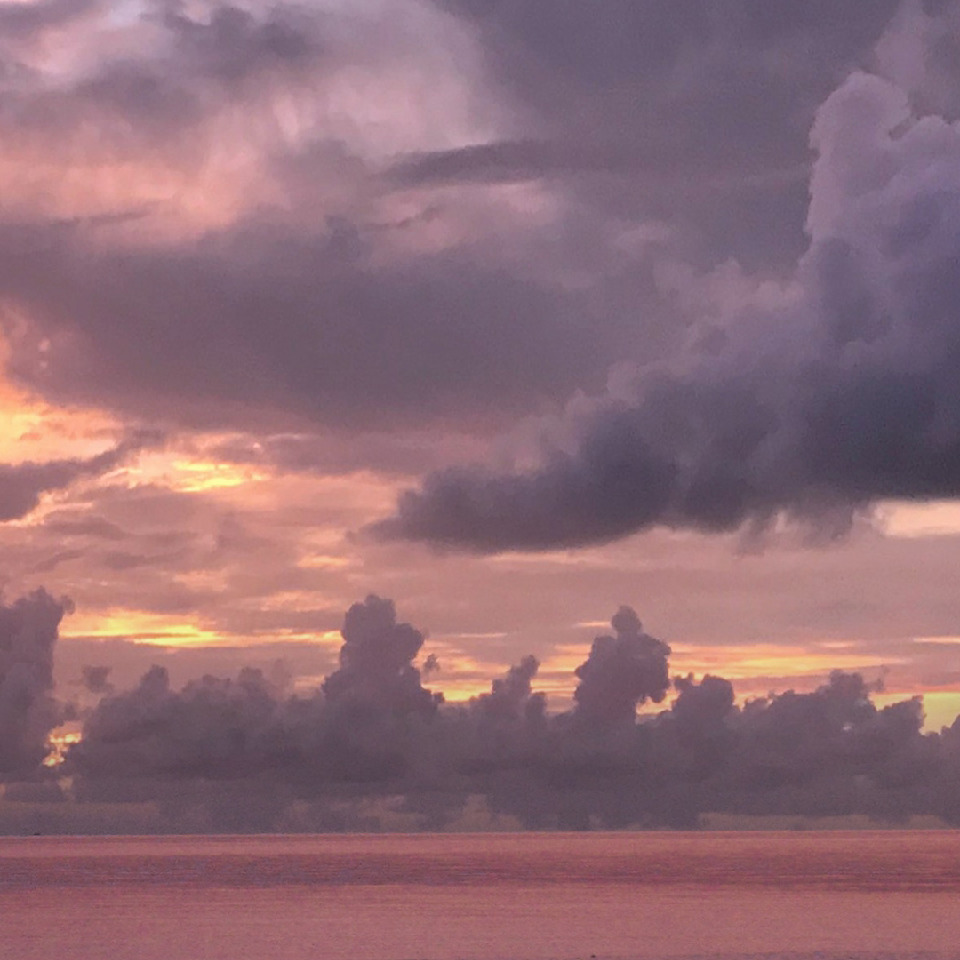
[434,0,904,268]
[0,436,150,523]
[377,62,960,552]
[60,597,960,831]
[0,218,593,429]
[0,0,624,432]
[0,0,920,434]
[0,588,71,777]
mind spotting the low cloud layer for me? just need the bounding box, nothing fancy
[379,60,960,551]
[0,592,952,832]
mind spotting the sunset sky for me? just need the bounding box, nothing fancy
[3,0,960,732]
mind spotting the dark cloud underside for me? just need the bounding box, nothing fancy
[379,64,960,551]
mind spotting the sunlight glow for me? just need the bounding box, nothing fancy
[63,610,223,647]
[878,501,960,538]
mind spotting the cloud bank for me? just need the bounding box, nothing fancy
[1,591,956,833]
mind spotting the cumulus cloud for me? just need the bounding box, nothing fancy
[572,607,671,729]
[377,56,960,551]
[322,594,441,718]
[67,595,442,803]
[51,595,960,831]
[0,588,71,777]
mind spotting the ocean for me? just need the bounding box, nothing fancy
[2,831,959,960]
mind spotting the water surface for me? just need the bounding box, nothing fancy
[3,831,958,960]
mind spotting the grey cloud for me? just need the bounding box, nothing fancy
[0,0,903,437]
[59,596,960,832]
[436,0,904,268]
[0,588,71,777]
[99,548,188,572]
[0,216,604,430]
[0,437,150,523]
[0,0,628,432]
[30,549,83,575]
[8,2,325,131]
[157,3,320,85]
[390,138,811,192]
[79,664,113,696]
[572,607,671,729]
[40,514,128,541]
[0,0,101,39]
[68,596,441,800]
[321,595,441,718]
[53,637,337,704]
[475,654,541,724]
[377,66,960,552]
[54,597,960,830]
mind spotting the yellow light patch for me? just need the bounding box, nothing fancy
[169,460,269,492]
[63,609,222,647]
[916,692,960,732]
[668,642,902,680]
[0,335,123,465]
[44,732,81,768]
[539,640,897,697]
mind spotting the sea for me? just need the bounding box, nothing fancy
[2,831,959,960]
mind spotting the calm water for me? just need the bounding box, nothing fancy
[2,831,960,960]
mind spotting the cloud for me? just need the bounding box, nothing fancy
[376,61,960,552]
[79,663,112,695]
[388,139,811,191]
[0,0,628,432]
[322,594,441,717]
[0,0,101,40]
[0,435,151,522]
[56,594,960,831]
[571,607,671,729]
[0,587,71,777]
[434,0,904,268]
[0,0,917,436]
[68,595,441,795]
[1,219,595,429]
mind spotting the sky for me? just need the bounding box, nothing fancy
[2,0,960,829]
